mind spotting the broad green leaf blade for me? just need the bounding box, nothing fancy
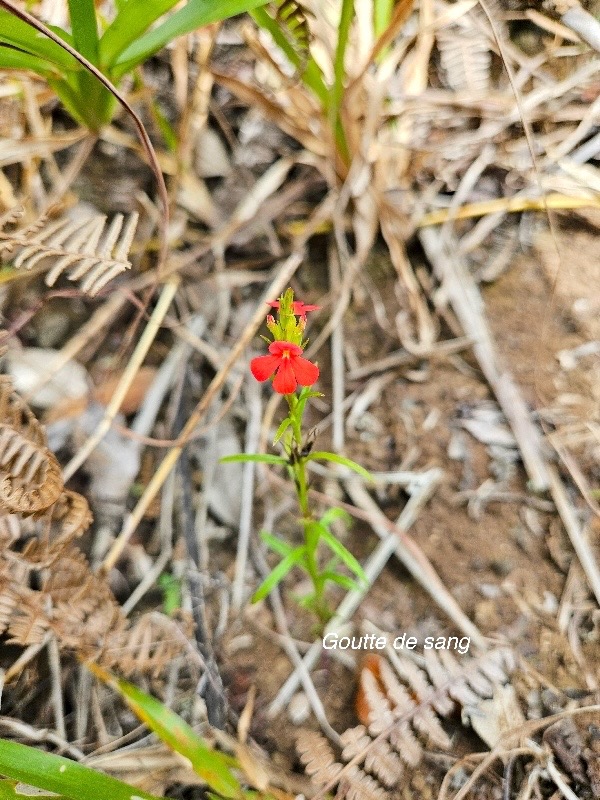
[67,0,107,112]
[0,11,79,70]
[0,45,62,77]
[307,451,372,481]
[220,453,287,465]
[68,0,99,64]
[319,527,367,584]
[111,0,269,78]
[260,530,294,558]
[0,739,165,800]
[252,545,306,603]
[87,664,242,800]
[99,0,179,67]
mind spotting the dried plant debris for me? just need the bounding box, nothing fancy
[0,375,63,515]
[0,206,138,296]
[0,375,192,678]
[545,719,600,799]
[297,647,516,798]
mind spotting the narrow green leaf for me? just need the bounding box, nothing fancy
[260,530,293,558]
[220,453,287,465]
[307,451,372,481]
[158,572,182,615]
[110,0,269,78]
[319,527,367,583]
[320,570,358,591]
[319,506,351,529]
[273,416,292,444]
[0,739,165,800]
[87,665,242,799]
[252,545,306,602]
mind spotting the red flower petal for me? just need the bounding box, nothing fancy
[273,360,297,394]
[269,340,303,357]
[292,356,319,387]
[267,300,320,316]
[295,302,321,314]
[250,354,280,382]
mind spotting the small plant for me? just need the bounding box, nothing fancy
[0,0,269,130]
[223,289,370,627]
[250,0,398,171]
[88,663,281,799]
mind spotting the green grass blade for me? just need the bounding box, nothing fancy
[306,451,372,481]
[373,0,394,37]
[87,664,243,799]
[67,0,99,64]
[0,739,166,800]
[220,453,287,465]
[99,0,179,67]
[66,0,114,124]
[0,44,62,77]
[329,0,354,163]
[0,10,79,70]
[110,0,269,79]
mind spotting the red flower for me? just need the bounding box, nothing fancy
[267,300,321,321]
[251,341,319,394]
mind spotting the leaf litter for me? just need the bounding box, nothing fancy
[0,2,600,799]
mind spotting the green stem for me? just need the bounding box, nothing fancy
[329,0,354,165]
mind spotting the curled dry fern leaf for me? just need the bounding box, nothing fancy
[436,11,492,94]
[298,646,516,799]
[268,0,312,74]
[0,376,63,514]
[0,206,138,296]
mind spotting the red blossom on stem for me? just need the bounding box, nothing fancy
[251,340,319,394]
[267,300,321,321]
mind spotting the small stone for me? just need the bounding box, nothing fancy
[288,692,310,725]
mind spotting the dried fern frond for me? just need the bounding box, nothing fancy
[436,16,491,94]
[50,490,93,544]
[0,511,22,548]
[298,647,516,799]
[0,381,191,680]
[0,376,63,515]
[0,206,138,296]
